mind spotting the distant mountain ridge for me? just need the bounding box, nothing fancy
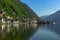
[43,10,60,24]
[41,15,49,19]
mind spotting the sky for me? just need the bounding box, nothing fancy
[21,0,60,17]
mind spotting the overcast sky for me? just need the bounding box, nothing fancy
[21,0,60,17]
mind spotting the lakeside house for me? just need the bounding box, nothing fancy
[0,9,12,24]
[0,9,19,24]
[21,18,37,24]
[0,9,6,23]
[31,18,37,24]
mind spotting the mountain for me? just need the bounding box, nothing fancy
[43,10,60,24]
[41,15,49,19]
[0,0,39,20]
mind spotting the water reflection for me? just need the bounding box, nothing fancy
[1,24,60,40]
[20,24,38,32]
[0,23,38,40]
[29,24,60,40]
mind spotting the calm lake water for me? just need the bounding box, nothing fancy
[0,23,60,40]
[29,23,60,40]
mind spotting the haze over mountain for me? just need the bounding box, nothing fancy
[41,15,49,19]
[42,10,60,24]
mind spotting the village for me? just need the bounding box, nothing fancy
[0,9,38,24]
[0,9,38,37]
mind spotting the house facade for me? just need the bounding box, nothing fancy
[0,9,6,23]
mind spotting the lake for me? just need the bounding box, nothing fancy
[29,23,60,40]
[0,23,60,40]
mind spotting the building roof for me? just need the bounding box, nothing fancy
[0,9,6,14]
